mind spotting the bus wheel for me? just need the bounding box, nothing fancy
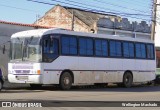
[30,84,42,89]
[60,72,72,90]
[123,72,133,88]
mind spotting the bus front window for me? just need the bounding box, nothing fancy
[10,37,42,62]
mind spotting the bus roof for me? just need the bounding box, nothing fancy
[11,28,153,43]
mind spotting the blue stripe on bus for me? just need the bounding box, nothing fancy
[43,69,155,72]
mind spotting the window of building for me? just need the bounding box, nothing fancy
[61,36,77,55]
[79,37,93,56]
[135,43,146,58]
[110,40,122,57]
[123,42,134,58]
[95,39,108,57]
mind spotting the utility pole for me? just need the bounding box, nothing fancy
[151,0,157,40]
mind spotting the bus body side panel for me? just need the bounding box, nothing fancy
[133,60,156,82]
[42,56,79,84]
[77,57,94,84]
[42,69,60,84]
[42,56,137,85]
[94,58,122,83]
[122,59,156,83]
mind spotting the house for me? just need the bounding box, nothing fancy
[34,5,121,33]
[35,5,151,39]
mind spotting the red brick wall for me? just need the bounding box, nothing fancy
[156,51,160,58]
[35,6,90,32]
[156,50,160,68]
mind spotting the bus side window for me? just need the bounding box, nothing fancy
[110,40,122,57]
[61,36,77,55]
[135,43,146,59]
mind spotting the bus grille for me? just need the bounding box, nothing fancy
[12,65,33,69]
[15,70,30,74]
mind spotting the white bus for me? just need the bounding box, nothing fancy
[8,28,156,90]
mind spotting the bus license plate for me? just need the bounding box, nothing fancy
[16,76,28,81]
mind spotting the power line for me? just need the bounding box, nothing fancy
[64,0,151,16]
[92,0,150,14]
[27,0,151,21]
[119,0,151,8]
[50,0,151,18]
[28,0,120,15]
[50,0,151,21]
[27,0,56,5]
[28,0,100,12]
[0,3,39,13]
[1,0,151,21]
[125,0,151,5]
[51,0,119,13]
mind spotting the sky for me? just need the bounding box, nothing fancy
[0,0,152,24]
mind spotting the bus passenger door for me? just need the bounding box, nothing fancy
[42,35,59,84]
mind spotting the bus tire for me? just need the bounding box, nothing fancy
[123,72,133,88]
[60,72,72,90]
[30,84,42,89]
[154,75,160,84]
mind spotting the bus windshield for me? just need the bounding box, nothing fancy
[10,36,42,62]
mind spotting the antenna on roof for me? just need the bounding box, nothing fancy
[36,14,41,25]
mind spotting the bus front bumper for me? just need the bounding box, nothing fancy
[8,74,42,84]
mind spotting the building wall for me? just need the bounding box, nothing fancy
[156,50,160,72]
[35,6,90,32]
[97,18,151,39]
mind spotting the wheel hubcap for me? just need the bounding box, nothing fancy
[64,77,70,85]
[126,77,129,83]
